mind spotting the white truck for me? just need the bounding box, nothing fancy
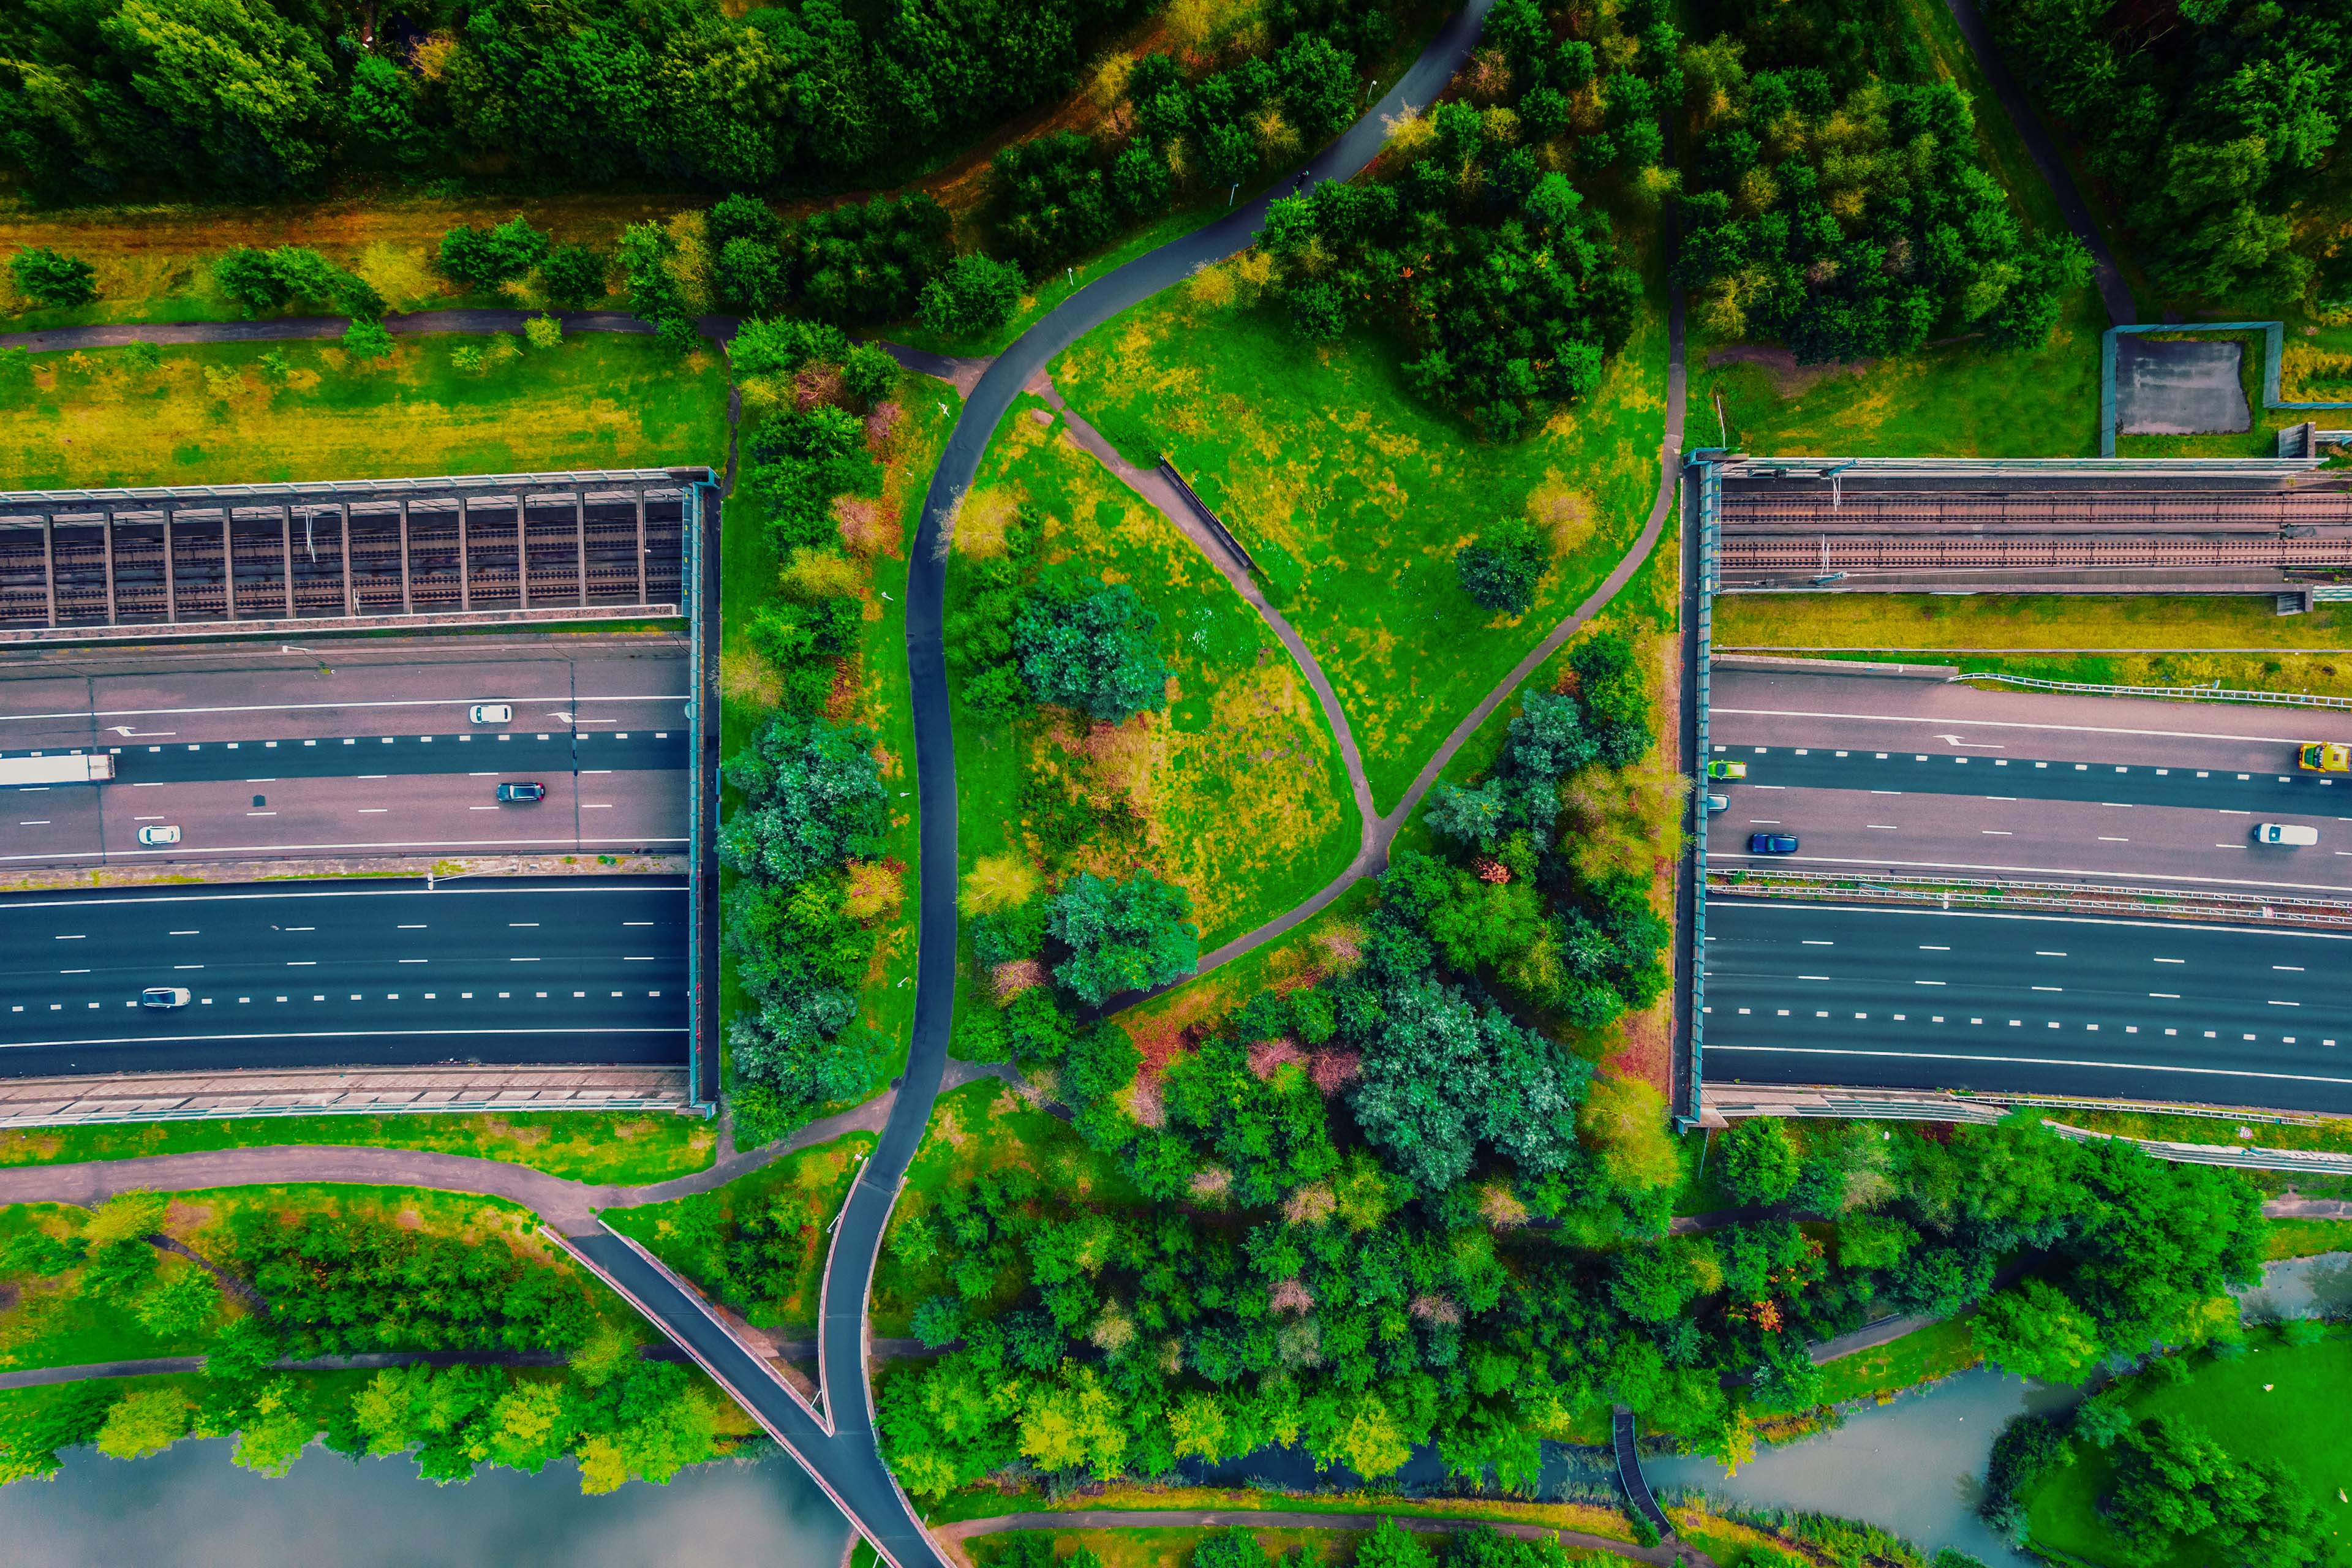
[0,752,115,786]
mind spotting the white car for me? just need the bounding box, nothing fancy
[140,987,192,1009]
[135,824,181,846]
[469,703,513,725]
[2255,822,2320,846]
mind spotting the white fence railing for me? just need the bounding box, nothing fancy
[1954,671,2352,709]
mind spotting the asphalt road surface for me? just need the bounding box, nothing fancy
[0,877,687,1077]
[1709,668,2352,892]
[1703,899,2352,1111]
[0,636,687,866]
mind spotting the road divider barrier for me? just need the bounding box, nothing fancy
[1708,866,2352,929]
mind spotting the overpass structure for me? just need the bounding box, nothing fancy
[0,470,706,641]
[1711,455,2351,598]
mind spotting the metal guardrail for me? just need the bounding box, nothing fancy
[1707,867,2352,927]
[2043,1121,2352,1175]
[1681,454,1722,1130]
[686,476,718,1112]
[0,1096,690,1130]
[1721,454,2323,478]
[1954,671,2352,709]
[1156,459,1261,576]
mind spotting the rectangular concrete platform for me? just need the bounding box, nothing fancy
[0,1065,697,1128]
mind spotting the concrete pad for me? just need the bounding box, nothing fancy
[2117,336,2252,435]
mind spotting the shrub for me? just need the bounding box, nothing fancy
[920,252,1024,340]
[438,217,551,293]
[539,244,610,309]
[213,246,385,321]
[10,246,97,307]
[1455,519,1547,615]
[524,314,563,350]
[342,320,394,360]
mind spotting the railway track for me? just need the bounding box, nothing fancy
[0,488,686,629]
[1722,537,2352,570]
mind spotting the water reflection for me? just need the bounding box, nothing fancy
[1,1438,852,1568]
[1645,1366,2074,1564]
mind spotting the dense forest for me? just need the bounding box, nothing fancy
[0,0,1155,196]
[1982,0,2351,309]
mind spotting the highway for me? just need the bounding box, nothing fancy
[0,636,687,866]
[1703,899,2352,1112]
[1709,668,2352,892]
[0,877,687,1077]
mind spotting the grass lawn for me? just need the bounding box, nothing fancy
[0,1203,225,1372]
[2264,1218,2352,1262]
[1691,288,2103,462]
[954,393,1361,949]
[0,333,730,489]
[1808,1315,1982,1409]
[0,1110,716,1186]
[1051,243,1672,815]
[602,1131,873,1339]
[717,370,960,1121]
[872,1080,1139,1338]
[2026,1325,2352,1567]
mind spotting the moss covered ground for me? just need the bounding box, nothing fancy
[1051,244,1671,815]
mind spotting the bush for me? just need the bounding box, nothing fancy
[920,252,1025,340]
[1719,1117,1800,1205]
[10,246,97,307]
[343,320,394,360]
[843,343,899,407]
[1455,519,1547,615]
[539,244,609,309]
[524,314,563,350]
[214,246,384,322]
[438,217,551,293]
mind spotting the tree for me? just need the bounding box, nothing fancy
[343,320,394,361]
[439,217,551,295]
[1456,521,1547,615]
[921,253,1025,339]
[10,246,97,307]
[720,713,888,887]
[1014,578,1172,723]
[1193,1528,1272,1568]
[1718,1117,1800,1205]
[2108,1415,2327,1568]
[1354,1520,1434,1568]
[93,1388,192,1460]
[540,244,610,310]
[1972,1280,2103,1384]
[1048,872,1199,1006]
[843,343,898,407]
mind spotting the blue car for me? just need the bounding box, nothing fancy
[1748,832,1800,854]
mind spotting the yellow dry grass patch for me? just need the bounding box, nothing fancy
[963,852,1042,915]
[952,484,1022,558]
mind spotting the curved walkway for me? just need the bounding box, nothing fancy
[936,1510,1709,1568]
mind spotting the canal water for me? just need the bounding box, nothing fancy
[0,1438,853,1568]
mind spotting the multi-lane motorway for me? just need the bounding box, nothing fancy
[1709,668,2350,892]
[1703,666,2352,1109]
[0,636,687,867]
[0,878,688,1077]
[1704,900,2352,1111]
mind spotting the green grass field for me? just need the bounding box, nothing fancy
[0,333,729,488]
[952,393,1360,949]
[1809,1315,1982,1409]
[602,1131,873,1339]
[1052,246,1671,815]
[0,1111,716,1186]
[2026,1326,2352,1567]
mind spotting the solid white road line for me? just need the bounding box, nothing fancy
[0,1025,687,1049]
[0,835,686,864]
[1707,1041,2352,1088]
[1712,706,2308,747]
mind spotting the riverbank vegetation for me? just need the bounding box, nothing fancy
[0,1184,748,1491]
[2002,1321,2352,1565]
[717,326,957,1142]
[0,1111,717,1186]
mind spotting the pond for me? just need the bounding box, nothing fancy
[1,1437,853,1568]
